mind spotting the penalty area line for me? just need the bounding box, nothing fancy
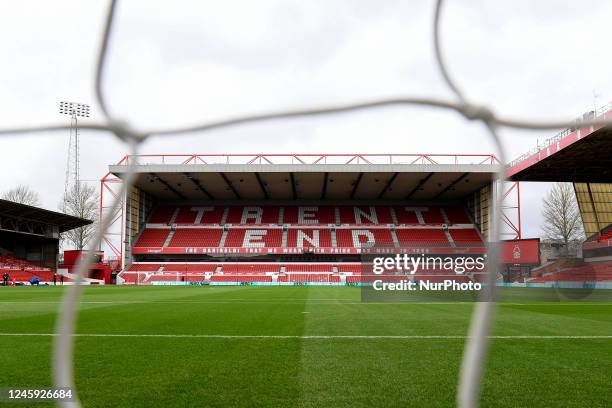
[0,333,611,340]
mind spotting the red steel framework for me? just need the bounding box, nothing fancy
[501,181,521,240]
[110,153,500,166]
[99,171,124,263]
[100,153,520,267]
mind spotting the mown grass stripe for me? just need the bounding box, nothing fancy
[0,333,611,339]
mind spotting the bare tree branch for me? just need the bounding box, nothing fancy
[541,183,584,252]
[60,183,99,250]
[2,185,41,206]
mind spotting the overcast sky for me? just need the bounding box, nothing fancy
[0,0,611,240]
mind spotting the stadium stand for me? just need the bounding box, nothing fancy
[0,199,92,284]
[580,224,612,260]
[0,252,54,282]
[118,256,489,285]
[132,205,481,250]
[102,151,511,286]
[121,204,486,284]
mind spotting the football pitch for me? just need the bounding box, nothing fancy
[1,286,611,407]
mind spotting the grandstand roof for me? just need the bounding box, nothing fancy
[0,199,92,233]
[507,106,612,182]
[109,154,499,201]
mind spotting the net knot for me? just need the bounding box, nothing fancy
[460,103,495,122]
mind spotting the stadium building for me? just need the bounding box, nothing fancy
[507,103,612,283]
[0,199,92,284]
[100,104,612,287]
[98,153,538,285]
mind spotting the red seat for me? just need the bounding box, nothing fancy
[396,229,449,246]
[285,264,333,272]
[338,206,393,224]
[128,264,161,272]
[174,206,225,224]
[337,264,363,274]
[169,229,222,247]
[335,229,394,248]
[443,207,472,224]
[0,253,54,282]
[394,206,445,224]
[449,229,482,246]
[597,229,612,242]
[134,229,169,247]
[148,206,176,223]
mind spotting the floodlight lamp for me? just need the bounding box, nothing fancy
[59,101,91,118]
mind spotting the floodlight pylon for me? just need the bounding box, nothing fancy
[59,101,90,210]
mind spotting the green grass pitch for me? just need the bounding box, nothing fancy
[1,286,611,407]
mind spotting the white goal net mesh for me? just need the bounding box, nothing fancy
[1,1,611,407]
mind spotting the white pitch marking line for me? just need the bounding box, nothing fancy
[0,333,610,339]
[2,301,612,305]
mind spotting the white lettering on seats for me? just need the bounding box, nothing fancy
[351,230,375,248]
[404,207,429,224]
[354,206,378,224]
[298,206,319,224]
[242,230,267,247]
[296,230,320,248]
[190,207,214,224]
[241,207,263,224]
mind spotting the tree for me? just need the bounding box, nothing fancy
[2,185,41,206]
[541,182,584,248]
[61,182,98,250]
